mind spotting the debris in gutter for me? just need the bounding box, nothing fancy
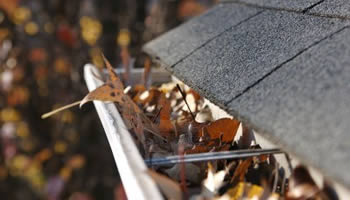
[42,57,339,200]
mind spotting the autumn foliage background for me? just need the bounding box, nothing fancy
[0,0,216,199]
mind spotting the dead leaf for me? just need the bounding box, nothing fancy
[148,169,183,200]
[80,55,166,143]
[42,54,165,144]
[133,88,161,106]
[180,118,239,154]
[195,105,213,123]
[286,166,338,200]
[202,163,228,197]
[286,165,320,199]
[79,54,125,106]
[204,118,240,143]
[80,56,164,144]
[185,145,210,154]
[157,93,174,137]
[231,158,253,184]
[189,118,239,146]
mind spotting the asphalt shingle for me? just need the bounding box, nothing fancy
[227,27,350,187]
[143,0,350,189]
[222,0,321,11]
[308,0,350,18]
[170,10,347,105]
[143,3,261,67]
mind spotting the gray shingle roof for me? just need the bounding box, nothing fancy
[309,0,350,18]
[221,0,321,11]
[144,4,261,67]
[143,1,350,189]
[228,27,350,187]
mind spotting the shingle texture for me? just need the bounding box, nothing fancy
[143,4,261,66]
[171,10,347,104]
[222,0,321,11]
[144,0,350,188]
[309,0,350,18]
[228,27,350,187]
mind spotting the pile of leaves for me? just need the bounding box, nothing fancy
[51,57,339,200]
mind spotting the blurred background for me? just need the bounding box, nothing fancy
[0,0,217,199]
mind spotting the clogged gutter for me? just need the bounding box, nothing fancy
[77,58,340,200]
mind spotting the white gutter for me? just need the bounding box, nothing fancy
[83,64,163,200]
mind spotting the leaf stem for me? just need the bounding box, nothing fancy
[41,100,82,119]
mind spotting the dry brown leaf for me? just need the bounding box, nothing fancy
[79,55,167,143]
[191,118,239,146]
[231,158,253,183]
[185,145,210,154]
[131,85,147,101]
[204,118,240,143]
[286,165,320,200]
[182,118,239,153]
[148,169,183,200]
[157,93,174,137]
[42,54,165,144]
[80,54,125,105]
[133,88,161,106]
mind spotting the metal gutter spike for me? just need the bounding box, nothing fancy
[145,148,283,166]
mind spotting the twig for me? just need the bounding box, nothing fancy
[142,57,151,87]
[178,144,188,199]
[176,84,195,120]
[152,107,163,123]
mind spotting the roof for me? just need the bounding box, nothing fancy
[143,0,350,189]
